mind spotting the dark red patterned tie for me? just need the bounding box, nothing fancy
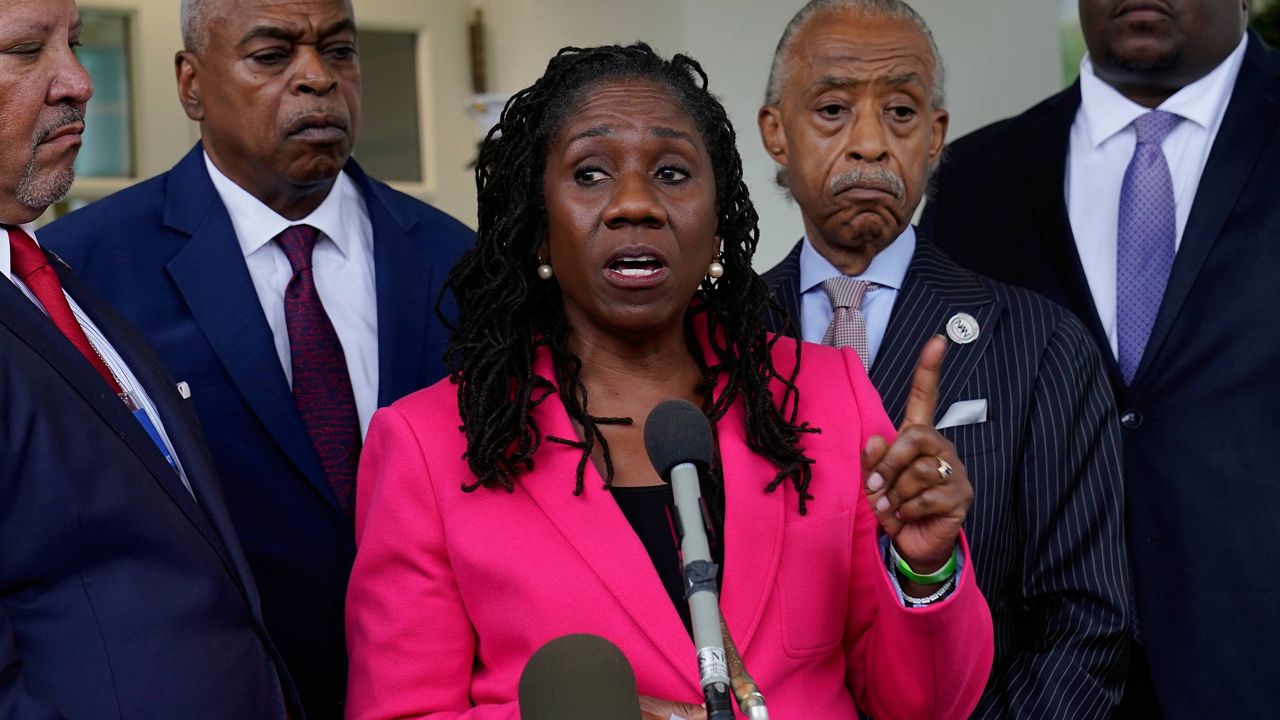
[275,225,359,517]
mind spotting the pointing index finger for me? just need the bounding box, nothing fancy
[902,335,947,429]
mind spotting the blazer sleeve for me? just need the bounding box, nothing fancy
[837,347,995,720]
[345,407,518,720]
[0,604,65,720]
[972,317,1129,720]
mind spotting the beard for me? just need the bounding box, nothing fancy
[15,105,84,211]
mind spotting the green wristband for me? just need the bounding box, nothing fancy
[892,543,959,585]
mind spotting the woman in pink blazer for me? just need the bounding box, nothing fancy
[346,44,993,719]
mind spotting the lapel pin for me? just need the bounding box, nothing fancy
[176,381,192,399]
[946,313,980,345]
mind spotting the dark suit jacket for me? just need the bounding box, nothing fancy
[41,144,474,719]
[764,238,1129,719]
[0,250,297,719]
[921,32,1280,719]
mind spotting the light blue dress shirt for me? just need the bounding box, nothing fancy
[798,226,916,365]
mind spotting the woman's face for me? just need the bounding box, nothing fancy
[542,78,719,344]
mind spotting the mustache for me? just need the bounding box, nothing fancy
[829,165,906,199]
[280,105,351,133]
[34,106,85,144]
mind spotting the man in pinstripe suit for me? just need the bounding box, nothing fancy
[757,2,1130,717]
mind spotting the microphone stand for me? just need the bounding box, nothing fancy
[669,459,735,720]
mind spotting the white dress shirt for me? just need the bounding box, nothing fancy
[2,225,193,496]
[203,153,379,436]
[798,226,916,366]
[1066,36,1247,356]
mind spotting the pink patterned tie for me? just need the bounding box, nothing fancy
[821,277,875,370]
[276,225,359,517]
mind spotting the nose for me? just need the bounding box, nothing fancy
[843,104,889,164]
[293,47,339,96]
[49,47,94,109]
[603,170,667,230]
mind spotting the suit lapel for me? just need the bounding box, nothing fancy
[871,241,1000,426]
[161,147,337,512]
[523,347,700,693]
[53,267,265,592]
[346,162,429,407]
[762,240,805,338]
[0,266,238,566]
[1134,34,1280,389]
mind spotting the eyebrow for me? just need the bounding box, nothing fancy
[238,19,357,46]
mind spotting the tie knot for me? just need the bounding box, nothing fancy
[821,276,873,310]
[1132,110,1181,146]
[7,225,48,282]
[275,224,322,273]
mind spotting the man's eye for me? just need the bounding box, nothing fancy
[888,106,917,120]
[252,51,289,65]
[655,166,690,183]
[819,104,846,117]
[327,45,357,59]
[7,43,42,55]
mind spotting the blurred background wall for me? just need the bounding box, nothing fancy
[59,0,1275,268]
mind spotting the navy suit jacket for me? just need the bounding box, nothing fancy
[922,32,1280,718]
[41,144,474,719]
[763,238,1129,719]
[0,251,297,719]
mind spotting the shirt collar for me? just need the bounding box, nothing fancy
[203,151,357,259]
[1077,33,1248,149]
[799,225,916,295]
[1,222,40,281]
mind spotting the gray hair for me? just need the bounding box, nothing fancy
[764,0,947,110]
[179,0,213,53]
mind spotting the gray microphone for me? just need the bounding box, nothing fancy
[644,399,735,720]
[517,634,642,719]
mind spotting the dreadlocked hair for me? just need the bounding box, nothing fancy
[441,42,820,514]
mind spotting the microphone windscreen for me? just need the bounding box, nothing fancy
[518,634,642,720]
[644,399,714,480]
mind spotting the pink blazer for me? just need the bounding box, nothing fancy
[346,335,993,719]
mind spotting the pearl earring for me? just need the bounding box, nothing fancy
[708,261,725,279]
[537,263,554,280]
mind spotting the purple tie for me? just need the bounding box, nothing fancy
[821,277,876,371]
[1117,110,1181,385]
[276,225,359,517]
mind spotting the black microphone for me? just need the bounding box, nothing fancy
[645,399,735,720]
[517,633,643,720]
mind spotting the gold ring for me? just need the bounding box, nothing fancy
[936,456,953,480]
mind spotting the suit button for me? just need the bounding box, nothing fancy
[1121,410,1143,429]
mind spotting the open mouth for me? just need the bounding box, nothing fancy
[604,248,669,286]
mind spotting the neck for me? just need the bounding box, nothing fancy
[204,147,338,221]
[568,322,705,411]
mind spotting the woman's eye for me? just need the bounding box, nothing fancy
[655,166,690,183]
[574,167,608,185]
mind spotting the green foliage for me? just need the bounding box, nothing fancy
[1253,3,1280,47]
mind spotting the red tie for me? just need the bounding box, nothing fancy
[275,225,359,517]
[8,226,123,394]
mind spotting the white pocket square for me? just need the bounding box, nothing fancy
[936,399,987,430]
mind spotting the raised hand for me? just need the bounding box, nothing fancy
[862,335,973,575]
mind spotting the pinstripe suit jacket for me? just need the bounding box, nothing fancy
[763,236,1129,719]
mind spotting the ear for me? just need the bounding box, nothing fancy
[175,51,205,122]
[758,105,789,167]
[928,108,950,168]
